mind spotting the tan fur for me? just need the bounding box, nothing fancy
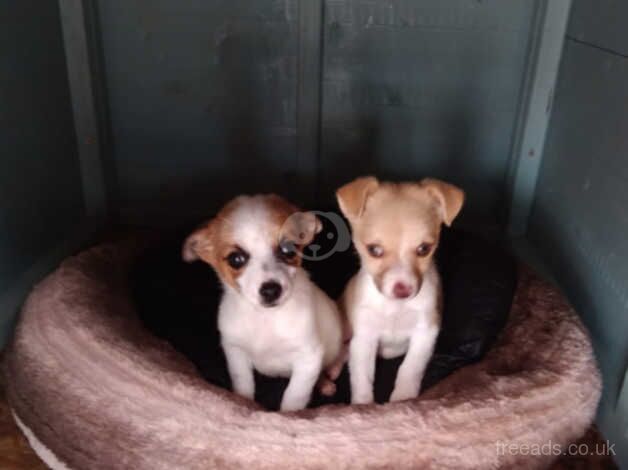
[337,178,462,295]
[182,198,240,288]
[268,194,322,249]
[336,176,379,221]
[420,178,465,226]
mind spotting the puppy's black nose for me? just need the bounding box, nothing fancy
[259,281,282,305]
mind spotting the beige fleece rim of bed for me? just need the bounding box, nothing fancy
[4,238,601,470]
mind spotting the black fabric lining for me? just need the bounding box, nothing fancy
[132,226,517,410]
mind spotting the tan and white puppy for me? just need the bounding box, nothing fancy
[337,177,464,404]
[183,194,345,411]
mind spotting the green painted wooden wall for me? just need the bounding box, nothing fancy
[529,0,628,466]
[0,1,85,344]
[319,0,535,222]
[96,0,303,223]
[95,0,536,226]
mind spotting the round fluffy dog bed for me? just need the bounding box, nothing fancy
[4,236,601,469]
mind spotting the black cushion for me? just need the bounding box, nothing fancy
[132,226,516,410]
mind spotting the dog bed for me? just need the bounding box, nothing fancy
[4,235,601,469]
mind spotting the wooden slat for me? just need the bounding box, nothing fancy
[506,0,572,236]
[58,0,109,219]
[297,0,323,204]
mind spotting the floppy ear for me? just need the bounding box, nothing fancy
[182,221,217,264]
[265,194,322,245]
[336,176,379,221]
[282,211,322,245]
[421,178,465,226]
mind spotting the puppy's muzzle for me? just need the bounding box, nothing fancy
[390,276,422,300]
[259,280,282,306]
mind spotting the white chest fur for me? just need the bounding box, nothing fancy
[345,262,441,404]
[218,270,341,377]
[219,278,312,377]
[348,263,441,358]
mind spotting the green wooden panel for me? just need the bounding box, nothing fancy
[506,0,572,236]
[319,0,536,223]
[0,1,84,343]
[95,0,305,223]
[95,0,541,227]
[59,0,110,219]
[569,0,628,56]
[529,39,628,467]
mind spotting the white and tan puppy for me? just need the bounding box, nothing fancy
[337,177,464,404]
[182,194,345,411]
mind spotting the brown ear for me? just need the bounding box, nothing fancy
[182,221,217,264]
[265,194,321,245]
[336,176,379,221]
[282,211,322,245]
[421,178,465,226]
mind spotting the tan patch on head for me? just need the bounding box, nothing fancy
[182,194,321,284]
[182,197,244,288]
[266,194,321,266]
[265,194,303,268]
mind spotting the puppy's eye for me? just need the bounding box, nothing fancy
[226,249,249,269]
[416,243,433,257]
[367,244,384,258]
[278,240,298,260]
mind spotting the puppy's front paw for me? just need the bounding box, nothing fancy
[389,382,420,402]
[317,377,337,397]
[232,383,254,400]
[351,390,374,405]
[280,398,307,412]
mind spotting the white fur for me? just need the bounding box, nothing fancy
[218,201,342,411]
[230,199,296,307]
[344,263,440,404]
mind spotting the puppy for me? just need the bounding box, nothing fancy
[337,177,464,404]
[183,194,346,411]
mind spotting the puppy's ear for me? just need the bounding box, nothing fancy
[421,178,465,226]
[182,221,217,264]
[336,176,379,221]
[283,211,322,245]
